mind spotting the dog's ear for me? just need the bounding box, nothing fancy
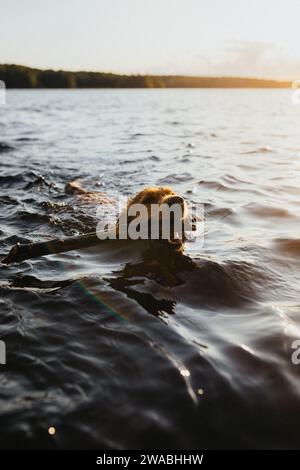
[159,186,175,196]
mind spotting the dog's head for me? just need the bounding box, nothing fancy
[117,186,188,249]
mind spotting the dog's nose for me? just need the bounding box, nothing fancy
[166,195,184,206]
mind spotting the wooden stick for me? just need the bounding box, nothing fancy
[2,231,107,265]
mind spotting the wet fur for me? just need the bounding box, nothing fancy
[65,181,187,251]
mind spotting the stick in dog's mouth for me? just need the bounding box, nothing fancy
[2,186,191,265]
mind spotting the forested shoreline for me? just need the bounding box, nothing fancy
[0,64,291,88]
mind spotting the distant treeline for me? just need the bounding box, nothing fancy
[0,64,291,89]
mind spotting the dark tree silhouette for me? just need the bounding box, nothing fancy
[0,64,291,89]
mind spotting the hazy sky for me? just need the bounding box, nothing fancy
[1,0,300,78]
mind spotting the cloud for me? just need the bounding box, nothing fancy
[199,41,300,79]
[150,41,300,80]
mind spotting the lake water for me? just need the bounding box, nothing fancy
[0,89,300,449]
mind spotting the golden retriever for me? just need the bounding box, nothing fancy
[65,180,188,251]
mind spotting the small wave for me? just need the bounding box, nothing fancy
[150,155,161,161]
[0,174,26,187]
[167,120,181,126]
[244,203,294,219]
[17,210,61,226]
[197,180,227,191]
[0,196,19,206]
[273,238,300,256]
[121,158,144,165]
[0,142,15,153]
[177,258,267,307]
[178,154,193,161]
[158,172,193,184]
[242,146,274,155]
[222,174,252,186]
[206,206,234,218]
[2,235,31,245]
[130,132,149,139]
[0,171,49,189]
[24,175,58,191]
[10,274,73,291]
[15,137,39,142]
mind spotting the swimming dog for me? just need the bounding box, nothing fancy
[65,180,189,250]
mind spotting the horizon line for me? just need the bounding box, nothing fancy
[0,63,293,84]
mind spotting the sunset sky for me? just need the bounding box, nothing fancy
[1,0,299,79]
